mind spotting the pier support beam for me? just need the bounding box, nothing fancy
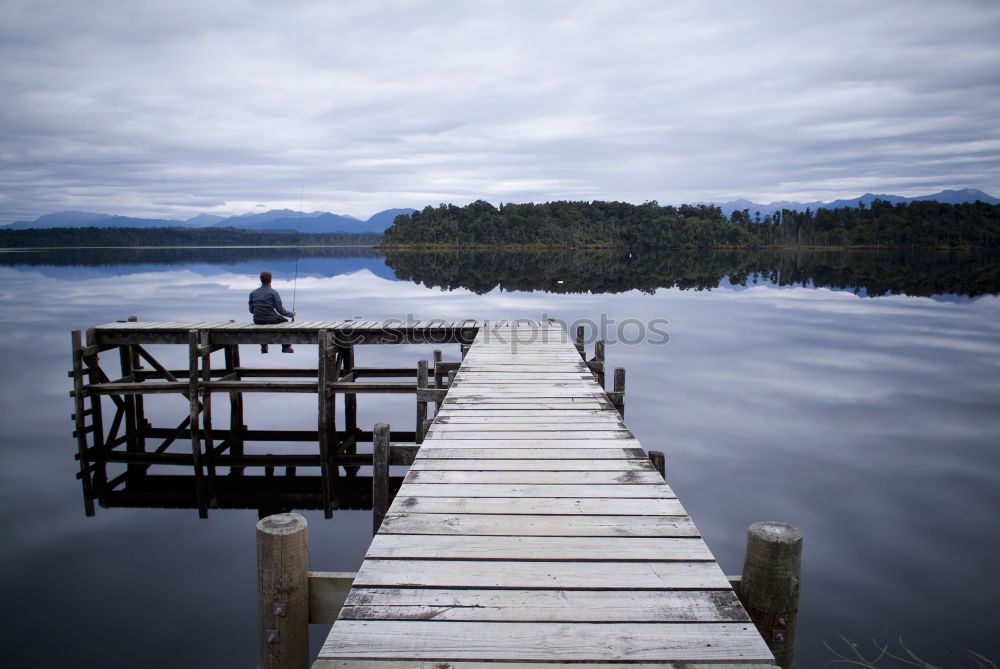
[741,521,803,669]
[372,422,390,534]
[70,330,96,516]
[415,360,428,444]
[591,339,606,387]
[648,450,665,479]
[317,331,336,518]
[257,513,309,669]
[613,366,626,417]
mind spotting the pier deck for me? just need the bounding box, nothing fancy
[316,322,774,667]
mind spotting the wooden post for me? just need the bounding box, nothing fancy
[648,450,665,479]
[575,325,585,358]
[71,330,96,516]
[432,349,443,415]
[372,422,390,534]
[740,521,803,669]
[256,513,309,669]
[225,344,245,476]
[126,315,142,370]
[317,331,335,518]
[416,359,428,444]
[593,339,606,388]
[188,330,208,518]
[84,328,108,503]
[200,336,218,490]
[613,367,626,417]
[119,341,140,477]
[342,345,359,477]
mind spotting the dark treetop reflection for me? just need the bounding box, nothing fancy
[384,248,1000,297]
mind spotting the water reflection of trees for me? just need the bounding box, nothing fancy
[384,248,1000,298]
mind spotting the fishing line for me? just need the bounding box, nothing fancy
[291,183,304,319]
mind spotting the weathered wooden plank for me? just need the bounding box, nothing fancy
[341,588,749,622]
[387,496,685,516]
[428,422,624,432]
[351,558,732,589]
[314,661,773,668]
[404,470,663,485]
[423,430,633,440]
[456,369,591,374]
[409,458,654,471]
[398,484,670,498]
[460,355,584,361]
[379,512,694,536]
[415,440,640,449]
[440,400,611,409]
[433,415,624,424]
[365,535,713,561]
[455,375,593,381]
[444,391,612,399]
[434,409,610,417]
[319,620,773,662]
[413,447,648,459]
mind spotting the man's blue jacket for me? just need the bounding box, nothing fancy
[249,284,292,324]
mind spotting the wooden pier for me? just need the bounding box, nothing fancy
[70,318,786,666]
[70,319,486,517]
[314,322,775,667]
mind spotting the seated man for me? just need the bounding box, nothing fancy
[249,271,296,353]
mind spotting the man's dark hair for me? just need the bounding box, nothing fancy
[260,271,272,285]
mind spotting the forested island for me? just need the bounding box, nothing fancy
[0,226,381,248]
[383,199,1000,248]
[4,199,999,250]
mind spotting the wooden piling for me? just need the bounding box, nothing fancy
[593,339,606,387]
[648,450,665,478]
[188,330,209,518]
[372,422,390,534]
[118,341,141,480]
[575,324,585,357]
[199,335,218,492]
[613,366,626,417]
[342,345,359,477]
[70,330,96,516]
[416,360,428,444]
[741,521,803,669]
[256,513,309,669]
[224,344,244,476]
[84,328,109,502]
[317,331,336,518]
[432,349,443,415]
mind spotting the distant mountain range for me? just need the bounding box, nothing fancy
[4,188,998,232]
[710,188,999,217]
[2,207,417,234]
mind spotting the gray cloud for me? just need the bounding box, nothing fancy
[1,0,999,224]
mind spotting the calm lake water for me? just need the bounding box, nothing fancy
[1,247,998,668]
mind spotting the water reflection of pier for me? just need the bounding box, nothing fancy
[69,319,611,518]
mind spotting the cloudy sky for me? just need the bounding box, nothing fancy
[1,0,999,224]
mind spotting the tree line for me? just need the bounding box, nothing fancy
[382,199,1000,248]
[0,226,382,248]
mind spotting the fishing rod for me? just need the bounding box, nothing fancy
[291,184,303,320]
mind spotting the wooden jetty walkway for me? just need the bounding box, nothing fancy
[70,318,787,666]
[315,322,774,667]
